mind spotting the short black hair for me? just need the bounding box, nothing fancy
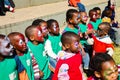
[47,19,58,29]
[89,53,115,76]
[89,9,96,17]
[25,25,37,40]
[8,32,23,44]
[61,31,79,46]
[32,19,46,26]
[66,9,78,22]
[93,7,101,11]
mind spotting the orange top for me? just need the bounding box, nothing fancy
[68,0,81,7]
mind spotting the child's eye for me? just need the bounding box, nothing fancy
[38,31,42,36]
[19,39,23,45]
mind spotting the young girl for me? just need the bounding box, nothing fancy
[88,53,118,80]
[87,22,114,56]
[53,31,86,80]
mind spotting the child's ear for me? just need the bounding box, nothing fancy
[94,71,101,78]
[64,44,70,50]
[29,35,34,41]
[48,28,51,32]
[69,18,73,23]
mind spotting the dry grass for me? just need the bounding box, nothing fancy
[113,46,120,65]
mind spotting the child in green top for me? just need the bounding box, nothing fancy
[88,9,101,31]
[25,25,51,80]
[8,32,44,80]
[44,19,62,72]
[0,34,28,80]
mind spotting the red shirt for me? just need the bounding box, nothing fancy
[52,52,82,80]
[92,35,114,55]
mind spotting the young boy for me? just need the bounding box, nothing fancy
[32,19,49,40]
[87,22,114,56]
[78,11,94,71]
[88,53,118,80]
[25,25,51,80]
[88,9,101,31]
[53,31,85,80]
[0,34,28,80]
[8,32,44,80]
[93,7,102,25]
[44,19,62,72]
[63,9,90,73]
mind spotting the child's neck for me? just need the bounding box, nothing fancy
[32,41,39,45]
[0,55,4,61]
[68,24,76,29]
[49,33,59,36]
[90,19,96,22]
[15,50,24,56]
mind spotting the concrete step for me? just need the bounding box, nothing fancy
[1,0,119,34]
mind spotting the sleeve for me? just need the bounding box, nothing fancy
[44,40,57,59]
[106,48,114,56]
[14,55,25,73]
[87,23,93,30]
[87,38,94,45]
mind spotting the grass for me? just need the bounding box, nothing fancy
[113,46,120,65]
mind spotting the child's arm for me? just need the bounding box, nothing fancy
[106,48,114,56]
[79,43,86,56]
[87,37,94,45]
[19,70,29,80]
[14,55,29,80]
[44,40,57,59]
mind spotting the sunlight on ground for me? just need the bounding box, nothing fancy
[113,46,120,65]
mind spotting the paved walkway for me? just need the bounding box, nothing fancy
[0,0,120,34]
[0,0,107,27]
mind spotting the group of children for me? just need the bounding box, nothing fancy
[0,0,120,80]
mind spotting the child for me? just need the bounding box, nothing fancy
[0,34,28,80]
[88,9,101,31]
[93,7,102,25]
[78,11,94,71]
[25,25,51,80]
[53,31,85,80]
[63,9,90,73]
[88,53,118,80]
[63,9,80,34]
[44,19,62,72]
[87,22,114,56]
[8,32,44,80]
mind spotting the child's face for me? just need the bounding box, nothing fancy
[33,27,44,42]
[97,25,107,37]
[70,12,80,25]
[40,22,48,37]
[12,34,27,53]
[90,11,97,21]
[49,22,60,35]
[80,12,88,23]
[68,36,80,53]
[0,37,13,56]
[96,10,101,19]
[100,60,118,80]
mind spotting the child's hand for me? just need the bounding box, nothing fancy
[86,29,94,34]
[39,70,44,78]
[49,65,55,73]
